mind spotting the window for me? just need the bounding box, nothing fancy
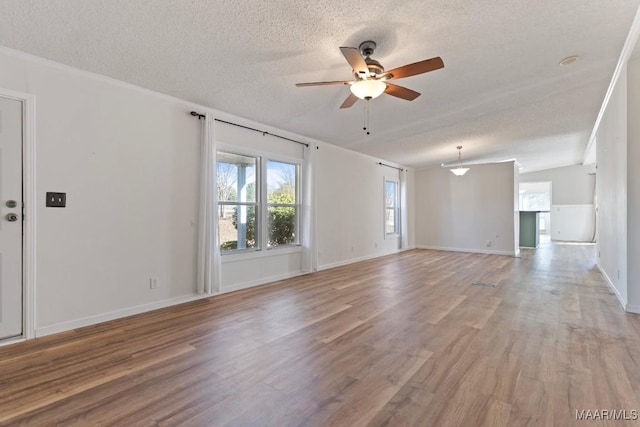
[217,152,259,252]
[267,161,299,248]
[519,182,551,211]
[216,151,301,253]
[385,180,399,235]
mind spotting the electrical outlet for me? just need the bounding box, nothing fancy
[485,240,493,247]
[149,277,159,289]
[46,192,66,208]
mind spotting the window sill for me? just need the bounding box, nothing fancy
[221,245,303,263]
[384,233,400,240]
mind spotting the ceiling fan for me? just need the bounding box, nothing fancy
[295,41,444,109]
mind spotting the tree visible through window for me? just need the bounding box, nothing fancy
[267,161,299,247]
[385,180,399,235]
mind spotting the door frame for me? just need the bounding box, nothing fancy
[0,87,36,341]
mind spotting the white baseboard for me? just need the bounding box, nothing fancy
[34,271,307,338]
[415,245,516,257]
[318,249,403,271]
[596,263,627,310]
[220,270,306,293]
[0,337,26,347]
[626,304,640,314]
[31,248,415,339]
[35,293,212,337]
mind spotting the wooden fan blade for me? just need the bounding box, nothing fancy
[295,80,351,87]
[384,83,421,101]
[340,47,369,77]
[340,93,359,109]
[385,57,444,80]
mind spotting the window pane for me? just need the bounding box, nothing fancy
[385,208,396,234]
[267,161,296,204]
[385,181,397,208]
[268,206,298,247]
[217,152,257,203]
[219,205,258,251]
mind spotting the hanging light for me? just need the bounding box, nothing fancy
[350,79,386,100]
[450,145,470,176]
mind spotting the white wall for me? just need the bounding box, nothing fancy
[0,48,414,335]
[596,65,628,307]
[414,162,517,256]
[520,164,595,205]
[315,143,410,269]
[215,125,414,287]
[550,205,596,242]
[0,50,203,334]
[627,57,640,311]
[520,164,596,242]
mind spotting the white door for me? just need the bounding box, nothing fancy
[0,96,23,340]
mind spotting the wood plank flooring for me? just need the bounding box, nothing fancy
[1,242,639,426]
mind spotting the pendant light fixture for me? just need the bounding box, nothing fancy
[450,145,470,176]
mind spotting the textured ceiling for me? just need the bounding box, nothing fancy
[0,0,638,171]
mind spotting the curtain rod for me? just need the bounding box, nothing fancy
[190,111,309,148]
[377,162,406,172]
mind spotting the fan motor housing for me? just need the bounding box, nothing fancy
[356,41,384,77]
[365,58,384,76]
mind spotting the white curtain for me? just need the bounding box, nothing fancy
[197,113,221,294]
[400,168,409,250]
[301,143,318,273]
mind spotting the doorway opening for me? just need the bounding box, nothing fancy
[518,181,552,249]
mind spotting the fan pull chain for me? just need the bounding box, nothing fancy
[362,99,367,133]
[363,97,371,135]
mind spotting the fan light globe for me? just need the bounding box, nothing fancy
[350,80,386,100]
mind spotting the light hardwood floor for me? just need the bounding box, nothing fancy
[1,242,639,426]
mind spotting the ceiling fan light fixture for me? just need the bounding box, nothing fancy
[350,80,386,100]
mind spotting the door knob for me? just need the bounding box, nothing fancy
[5,200,17,208]
[6,213,18,222]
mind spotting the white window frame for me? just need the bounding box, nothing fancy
[384,178,400,238]
[216,145,303,259]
